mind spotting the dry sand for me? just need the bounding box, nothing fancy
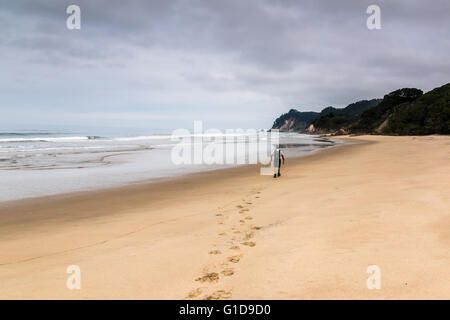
[0,135,449,299]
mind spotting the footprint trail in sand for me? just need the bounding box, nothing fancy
[185,186,265,300]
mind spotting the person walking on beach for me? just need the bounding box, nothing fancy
[271,146,285,178]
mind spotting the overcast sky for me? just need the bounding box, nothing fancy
[0,0,449,130]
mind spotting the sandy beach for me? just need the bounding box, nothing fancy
[0,135,449,299]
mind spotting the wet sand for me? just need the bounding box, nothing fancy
[0,135,449,299]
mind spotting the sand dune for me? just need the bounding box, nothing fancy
[0,135,449,299]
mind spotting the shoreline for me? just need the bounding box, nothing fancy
[1,135,449,299]
[0,137,350,224]
[0,134,336,204]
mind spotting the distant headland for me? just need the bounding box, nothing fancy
[272,83,450,135]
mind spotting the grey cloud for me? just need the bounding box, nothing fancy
[0,0,449,129]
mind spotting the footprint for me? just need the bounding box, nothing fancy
[227,255,242,263]
[216,213,223,216]
[218,232,226,236]
[242,241,256,247]
[244,232,254,240]
[245,216,253,220]
[196,272,219,283]
[209,250,222,255]
[252,226,262,230]
[203,290,232,300]
[239,220,246,224]
[236,205,244,209]
[186,288,203,299]
[246,202,252,205]
[229,245,240,250]
[221,268,234,276]
[233,230,241,234]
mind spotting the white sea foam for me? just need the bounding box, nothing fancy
[0,130,336,202]
[0,136,94,143]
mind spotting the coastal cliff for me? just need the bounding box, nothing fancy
[272,83,450,135]
[271,99,381,133]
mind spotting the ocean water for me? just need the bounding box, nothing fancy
[0,127,337,202]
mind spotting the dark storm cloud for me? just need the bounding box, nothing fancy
[0,0,449,128]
